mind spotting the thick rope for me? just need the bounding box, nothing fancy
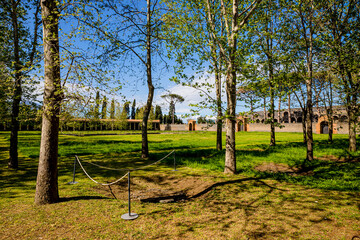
[76,150,175,172]
[75,156,128,186]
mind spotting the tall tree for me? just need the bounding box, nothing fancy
[34,0,62,205]
[204,0,262,173]
[101,96,107,119]
[161,93,184,124]
[94,91,100,119]
[110,98,115,119]
[130,99,136,120]
[154,105,163,123]
[318,0,360,151]
[1,0,41,169]
[281,0,322,163]
[77,0,162,158]
[162,0,226,150]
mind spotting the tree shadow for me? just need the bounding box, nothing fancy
[59,195,110,202]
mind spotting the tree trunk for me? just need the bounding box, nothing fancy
[304,0,314,163]
[302,110,307,144]
[211,43,223,151]
[8,0,22,169]
[141,0,154,159]
[224,53,237,174]
[348,105,357,152]
[35,0,61,205]
[215,70,223,151]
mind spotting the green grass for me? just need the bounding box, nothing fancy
[3,131,360,191]
[0,131,359,239]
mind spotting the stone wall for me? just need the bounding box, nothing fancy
[248,123,317,133]
[160,124,187,131]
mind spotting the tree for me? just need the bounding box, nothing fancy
[1,0,41,169]
[94,91,100,119]
[80,0,162,158]
[281,0,323,163]
[318,0,360,151]
[101,96,107,119]
[161,93,184,124]
[205,0,262,173]
[250,0,284,146]
[123,101,130,119]
[162,0,226,150]
[35,0,62,205]
[154,105,163,123]
[130,99,136,119]
[110,98,115,119]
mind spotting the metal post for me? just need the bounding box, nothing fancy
[173,151,177,171]
[121,171,138,220]
[67,156,78,184]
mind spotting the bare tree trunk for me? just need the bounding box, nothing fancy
[304,0,314,163]
[223,0,239,175]
[302,110,307,144]
[215,70,223,151]
[224,47,237,174]
[8,0,22,169]
[348,101,357,152]
[269,79,275,146]
[141,0,154,159]
[35,0,61,205]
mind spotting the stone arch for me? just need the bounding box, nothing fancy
[291,117,296,123]
[340,115,348,122]
[320,121,329,134]
[237,120,244,131]
[283,112,289,123]
[189,123,193,131]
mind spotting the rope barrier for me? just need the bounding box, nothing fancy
[72,150,177,221]
[74,150,176,185]
[75,156,128,186]
[76,150,175,172]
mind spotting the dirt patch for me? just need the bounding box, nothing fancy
[316,155,359,163]
[254,162,313,176]
[93,172,217,202]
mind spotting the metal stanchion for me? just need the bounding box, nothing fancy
[121,171,138,220]
[67,156,78,184]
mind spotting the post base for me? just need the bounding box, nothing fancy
[121,213,139,220]
[67,181,78,185]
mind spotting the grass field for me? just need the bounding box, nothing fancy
[0,130,359,239]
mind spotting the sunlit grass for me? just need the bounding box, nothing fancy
[0,130,359,239]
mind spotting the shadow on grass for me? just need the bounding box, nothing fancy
[189,177,284,199]
[60,195,110,202]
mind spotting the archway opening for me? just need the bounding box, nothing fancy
[320,121,329,134]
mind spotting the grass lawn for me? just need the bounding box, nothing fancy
[0,131,359,239]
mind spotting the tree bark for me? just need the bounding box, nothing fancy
[302,110,307,144]
[224,0,239,174]
[8,0,22,169]
[348,101,357,152]
[215,70,223,151]
[141,0,154,159]
[34,0,61,205]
